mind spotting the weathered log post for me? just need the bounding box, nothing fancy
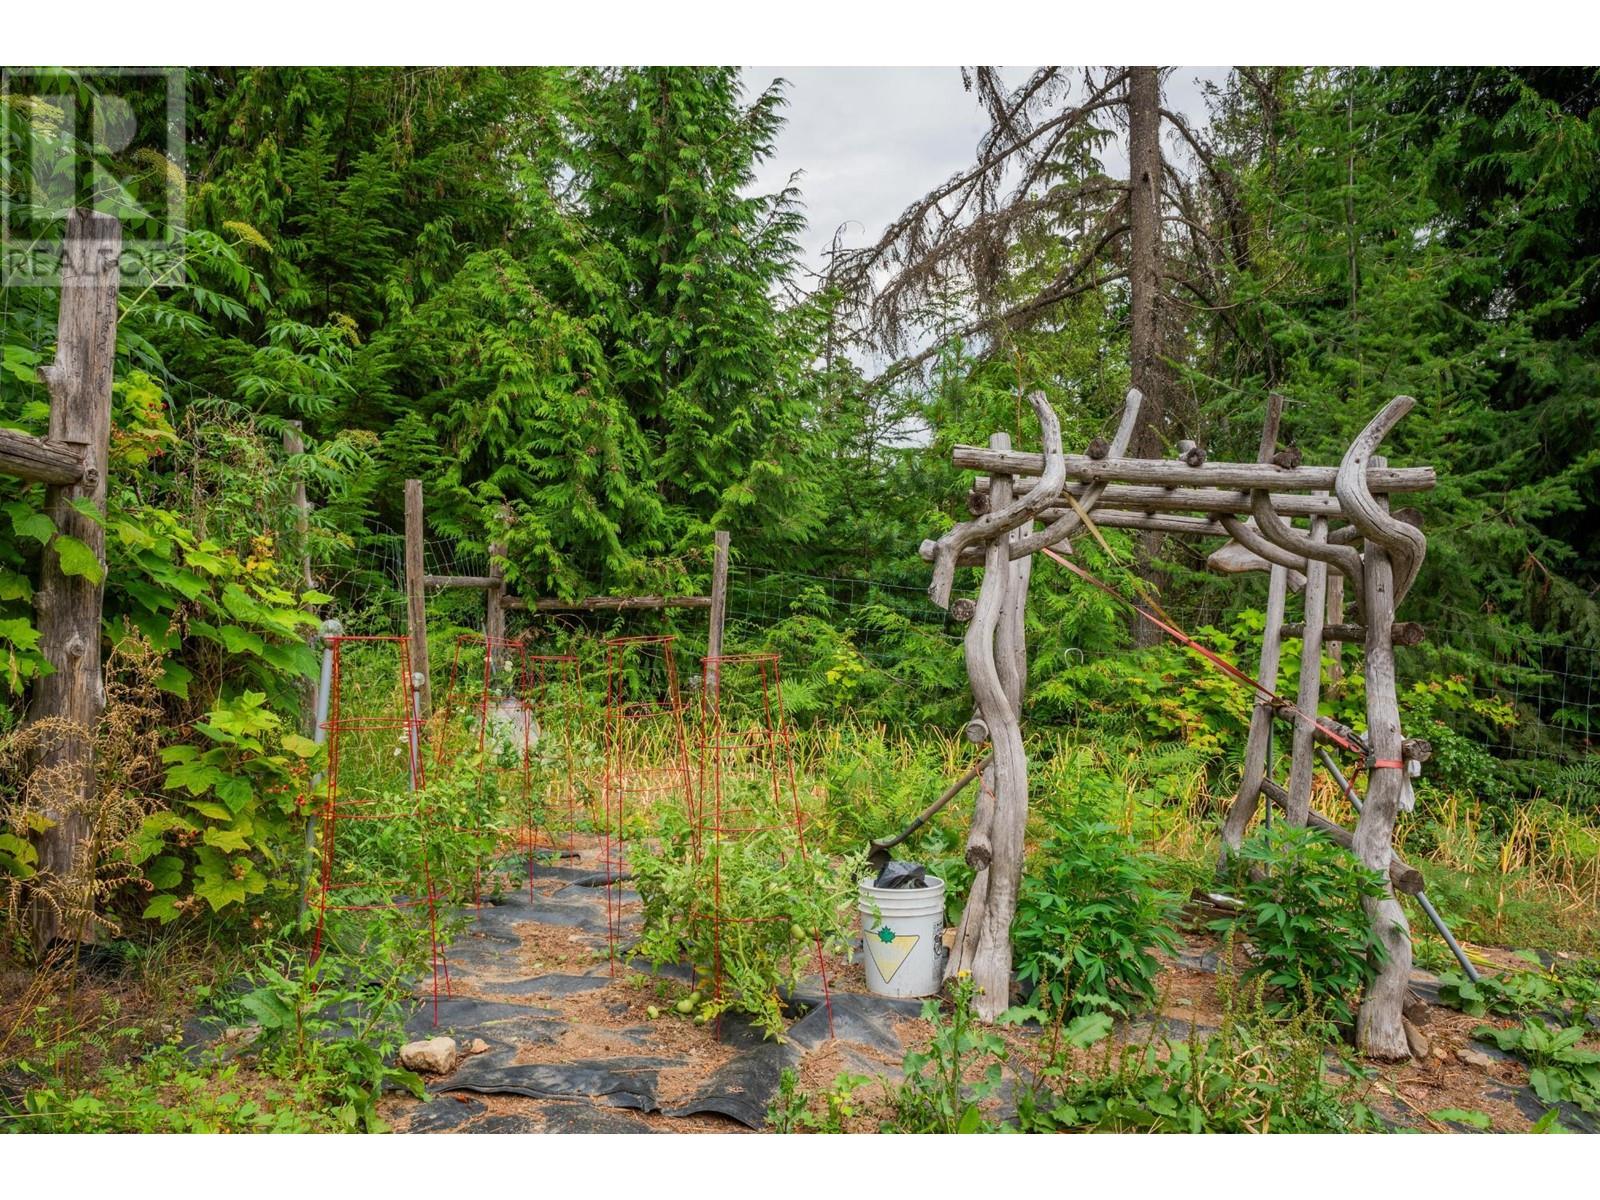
[1337,404,1423,1060]
[283,421,314,594]
[947,433,1012,990]
[947,434,1030,1018]
[1218,394,1293,861]
[483,502,515,678]
[284,422,318,739]
[1284,495,1331,828]
[23,210,122,950]
[485,505,511,660]
[1325,572,1346,683]
[929,393,1065,1020]
[706,530,731,707]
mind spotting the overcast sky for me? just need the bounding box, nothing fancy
[742,66,1229,274]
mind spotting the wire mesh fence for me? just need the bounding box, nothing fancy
[300,522,1598,771]
[721,564,1600,769]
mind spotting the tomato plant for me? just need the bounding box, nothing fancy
[633,781,860,1039]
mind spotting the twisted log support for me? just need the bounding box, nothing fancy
[947,436,1006,1008]
[997,389,1142,562]
[1217,514,1311,583]
[1336,397,1426,606]
[1341,436,1419,1060]
[1249,487,1366,621]
[923,393,1065,609]
[945,419,1049,1019]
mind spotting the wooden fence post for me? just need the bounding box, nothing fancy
[485,504,512,667]
[404,480,431,718]
[283,421,313,592]
[1218,394,1289,863]
[705,530,730,701]
[284,421,317,737]
[24,210,122,950]
[1284,498,1331,827]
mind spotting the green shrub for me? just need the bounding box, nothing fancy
[1213,823,1387,1025]
[1015,964,1383,1133]
[1475,1018,1600,1116]
[1013,808,1182,1018]
[216,937,427,1131]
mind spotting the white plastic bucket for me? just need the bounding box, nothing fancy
[858,874,947,998]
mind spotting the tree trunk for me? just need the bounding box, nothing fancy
[1127,65,1167,645]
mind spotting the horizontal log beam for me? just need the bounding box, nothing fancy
[424,573,495,589]
[975,480,1352,519]
[0,426,87,485]
[1261,781,1424,894]
[504,594,711,613]
[928,509,1316,568]
[1282,621,1425,646]
[954,446,1435,493]
[1087,510,1228,537]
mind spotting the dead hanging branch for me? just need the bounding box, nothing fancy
[832,67,1132,356]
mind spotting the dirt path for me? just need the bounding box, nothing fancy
[381,861,1593,1135]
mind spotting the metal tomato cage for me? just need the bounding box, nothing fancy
[600,634,694,970]
[431,634,586,903]
[691,652,834,1037]
[306,634,447,1025]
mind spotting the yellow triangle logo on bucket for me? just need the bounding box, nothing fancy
[865,929,921,984]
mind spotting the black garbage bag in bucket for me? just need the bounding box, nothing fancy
[872,860,927,889]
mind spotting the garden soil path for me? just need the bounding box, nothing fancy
[379,851,922,1134]
[378,855,1595,1135]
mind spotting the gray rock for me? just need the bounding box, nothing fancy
[400,1036,459,1075]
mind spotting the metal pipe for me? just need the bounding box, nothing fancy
[1315,745,1480,983]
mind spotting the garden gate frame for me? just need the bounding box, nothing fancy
[402,481,731,720]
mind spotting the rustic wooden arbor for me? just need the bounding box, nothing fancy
[923,388,1435,1059]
